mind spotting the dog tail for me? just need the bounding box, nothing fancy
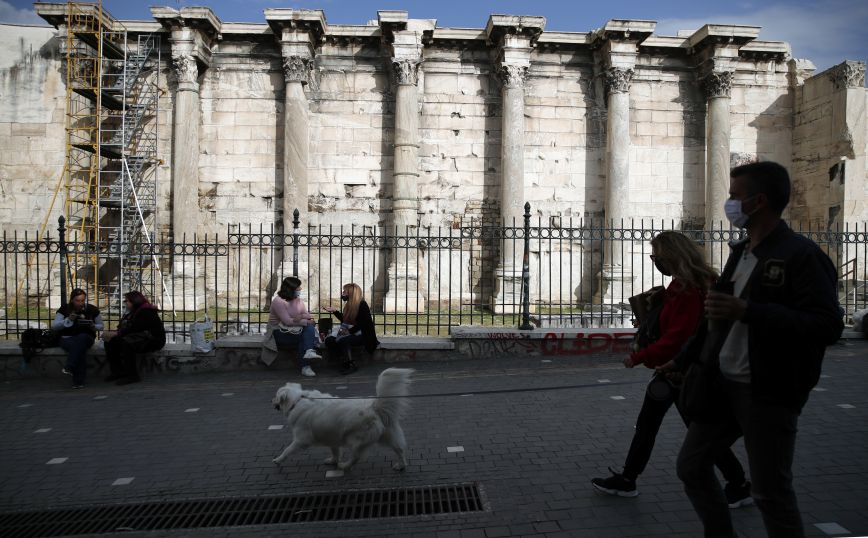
[373,367,414,425]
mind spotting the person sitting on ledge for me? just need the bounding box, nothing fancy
[324,282,379,375]
[261,276,322,377]
[102,291,166,386]
[52,288,104,389]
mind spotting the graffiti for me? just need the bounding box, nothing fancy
[541,331,633,356]
[458,338,539,359]
[483,332,531,340]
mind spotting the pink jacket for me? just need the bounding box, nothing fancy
[268,296,313,327]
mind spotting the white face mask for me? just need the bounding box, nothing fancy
[724,199,751,228]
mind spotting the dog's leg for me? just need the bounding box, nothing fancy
[323,446,339,466]
[272,440,306,465]
[337,441,367,471]
[387,425,409,471]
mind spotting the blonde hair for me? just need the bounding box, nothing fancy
[341,283,363,323]
[651,231,718,293]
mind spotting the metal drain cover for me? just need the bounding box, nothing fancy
[0,482,484,536]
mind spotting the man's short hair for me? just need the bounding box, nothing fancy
[730,161,791,213]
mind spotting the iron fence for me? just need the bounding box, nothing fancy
[2,208,866,340]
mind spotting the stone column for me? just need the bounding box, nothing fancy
[265,10,326,299]
[604,67,633,232]
[590,66,636,310]
[152,7,221,311]
[277,54,311,280]
[170,45,201,243]
[383,57,426,313]
[703,71,733,229]
[485,15,545,314]
[491,64,528,313]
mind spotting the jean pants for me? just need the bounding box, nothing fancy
[59,334,94,385]
[677,380,803,538]
[273,325,316,367]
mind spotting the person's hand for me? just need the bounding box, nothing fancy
[68,312,79,322]
[623,356,636,368]
[324,307,336,313]
[101,331,116,341]
[705,292,748,321]
[655,359,676,373]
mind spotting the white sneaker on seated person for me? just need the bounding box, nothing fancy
[303,349,322,360]
[301,366,316,377]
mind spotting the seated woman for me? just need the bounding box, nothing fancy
[324,282,379,375]
[52,288,104,389]
[262,276,321,377]
[102,291,166,385]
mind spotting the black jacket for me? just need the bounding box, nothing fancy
[332,300,379,354]
[681,221,843,411]
[56,304,101,338]
[119,304,166,350]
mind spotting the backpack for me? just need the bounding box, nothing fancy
[19,328,60,361]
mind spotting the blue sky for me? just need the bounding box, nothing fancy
[2,0,866,72]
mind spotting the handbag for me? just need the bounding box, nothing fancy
[19,328,59,361]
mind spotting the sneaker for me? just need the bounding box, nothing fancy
[303,349,322,360]
[72,384,84,390]
[301,366,316,377]
[591,467,638,497]
[725,480,753,508]
[61,368,72,376]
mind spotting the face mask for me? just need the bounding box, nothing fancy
[724,196,757,228]
[653,259,672,277]
[340,294,349,302]
[293,291,303,299]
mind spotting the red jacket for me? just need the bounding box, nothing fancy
[630,278,705,368]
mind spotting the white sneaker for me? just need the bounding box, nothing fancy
[303,349,322,360]
[301,366,316,377]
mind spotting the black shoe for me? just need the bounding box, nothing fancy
[725,480,753,508]
[591,467,638,497]
[72,384,84,390]
[340,361,358,375]
[116,376,141,386]
[104,374,122,383]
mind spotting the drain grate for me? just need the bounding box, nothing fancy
[0,483,484,536]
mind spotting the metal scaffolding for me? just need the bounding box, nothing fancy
[62,1,161,314]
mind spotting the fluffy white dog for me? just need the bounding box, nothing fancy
[271,367,414,471]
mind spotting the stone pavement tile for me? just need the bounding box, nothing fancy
[0,342,866,537]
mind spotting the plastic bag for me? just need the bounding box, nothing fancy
[191,316,216,353]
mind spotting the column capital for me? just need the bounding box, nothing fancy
[282,56,313,85]
[393,58,420,86]
[265,9,327,87]
[828,60,867,90]
[498,64,528,89]
[702,70,734,99]
[380,16,434,88]
[603,66,633,94]
[151,7,221,68]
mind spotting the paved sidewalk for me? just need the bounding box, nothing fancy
[1,340,866,537]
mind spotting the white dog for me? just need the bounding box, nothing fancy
[271,368,414,471]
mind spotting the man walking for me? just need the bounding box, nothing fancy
[675,161,844,537]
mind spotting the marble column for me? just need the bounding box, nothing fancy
[704,71,733,229]
[591,66,634,311]
[170,48,200,243]
[276,54,312,284]
[281,55,311,233]
[168,47,206,310]
[492,64,528,314]
[384,58,425,313]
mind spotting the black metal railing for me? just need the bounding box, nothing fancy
[2,209,866,340]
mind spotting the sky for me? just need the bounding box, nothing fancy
[2,0,866,73]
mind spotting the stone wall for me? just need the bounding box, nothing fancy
[1,10,866,313]
[0,25,65,231]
